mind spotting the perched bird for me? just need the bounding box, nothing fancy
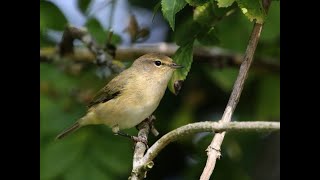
[56,53,183,141]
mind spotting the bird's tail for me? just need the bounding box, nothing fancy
[55,122,81,140]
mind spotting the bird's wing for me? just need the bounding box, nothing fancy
[87,71,131,108]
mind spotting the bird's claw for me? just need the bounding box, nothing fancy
[131,136,149,149]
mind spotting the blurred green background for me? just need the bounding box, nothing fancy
[40,0,279,179]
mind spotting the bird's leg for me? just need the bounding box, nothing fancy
[112,125,148,148]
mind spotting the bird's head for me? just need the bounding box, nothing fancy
[131,53,183,80]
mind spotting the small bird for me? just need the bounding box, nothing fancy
[56,53,183,141]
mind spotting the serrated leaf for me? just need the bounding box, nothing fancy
[236,0,266,23]
[40,1,67,31]
[216,0,235,7]
[161,0,187,30]
[197,28,220,46]
[85,18,107,45]
[168,41,194,94]
[78,0,91,14]
[186,0,207,6]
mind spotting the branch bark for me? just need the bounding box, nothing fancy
[200,1,272,179]
[58,25,124,73]
[130,119,152,180]
[130,121,280,179]
[200,23,262,180]
[40,43,279,73]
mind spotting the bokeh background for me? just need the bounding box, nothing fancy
[40,0,280,179]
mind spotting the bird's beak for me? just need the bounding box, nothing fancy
[170,63,184,69]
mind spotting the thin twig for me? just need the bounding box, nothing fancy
[200,1,272,179]
[59,25,124,73]
[130,121,280,179]
[40,43,279,73]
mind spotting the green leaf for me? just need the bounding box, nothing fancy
[85,18,107,45]
[215,0,235,7]
[168,41,194,94]
[161,0,187,31]
[40,1,67,31]
[236,0,266,23]
[186,0,207,6]
[197,28,220,46]
[78,0,91,14]
[106,31,123,45]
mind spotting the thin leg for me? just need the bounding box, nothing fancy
[112,125,148,148]
[115,131,132,139]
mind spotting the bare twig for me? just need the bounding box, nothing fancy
[40,43,279,73]
[130,121,280,179]
[200,1,272,179]
[130,120,151,180]
[130,116,157,180]
[59,25,124,73]
[200,23,262,180]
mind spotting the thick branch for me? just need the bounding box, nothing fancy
[40,43,279,73]
[200,1,272,179]
[130,120,151,180]
[131,121,279,179]
[130,116,157,180]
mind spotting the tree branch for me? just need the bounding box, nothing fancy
[200,1,272,179]
[130,120,152,180]
[40,43,279,73]
[58,25,124,73]
[130,121,280,179]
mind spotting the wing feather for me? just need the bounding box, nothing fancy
[87,70,132,108]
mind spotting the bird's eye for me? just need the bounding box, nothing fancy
[154,60,162,66]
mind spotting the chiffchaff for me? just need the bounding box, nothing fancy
[56,53,183,140]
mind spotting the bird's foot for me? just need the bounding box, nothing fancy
[114,130,149,149]
[131,136,149,149]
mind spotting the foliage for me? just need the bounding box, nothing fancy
[161,0,269,94]
[40,0,279,180]
[161,0,187,31]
